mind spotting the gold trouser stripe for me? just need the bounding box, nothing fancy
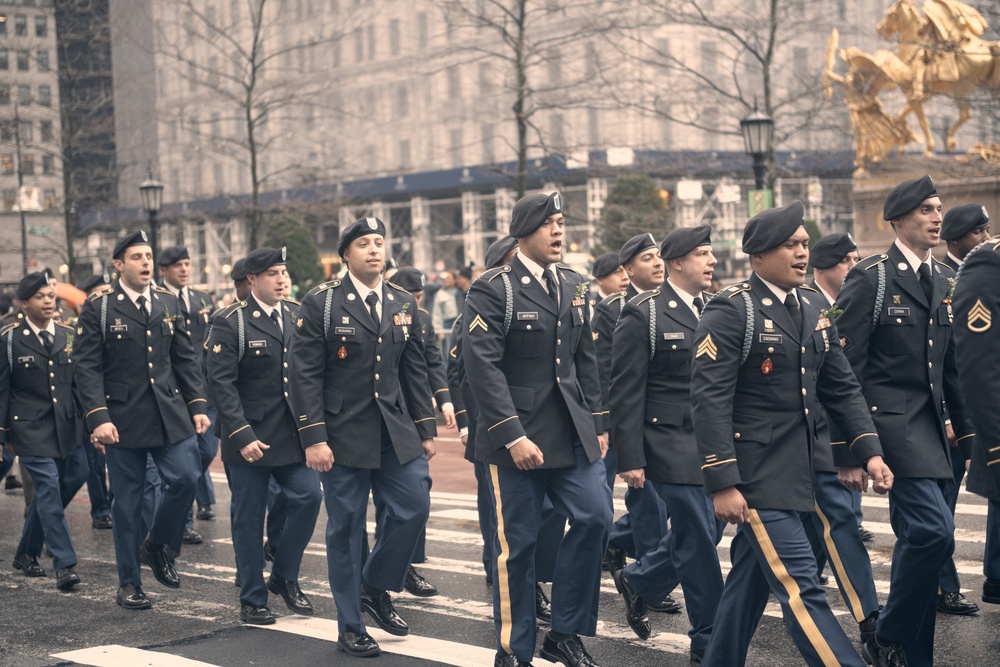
[489,464,514,656]
[748,510,840,667]
[814,502,865,622]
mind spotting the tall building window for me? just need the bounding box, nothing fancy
[366,24,376,60]
[481,124,494,164]
[396,84,409,118]
[0,124,10,141]
[416,13,428,51]
[43,188,56,209]
[22,153,33,175]
[0,15,7,37]
[19,120,32,142]
[17,50,28,71]
[449,128,463,167]
[18,84,30,106]
[40,120,52,142]
[3,189,17,210]
[478,63,491,97]
[447,66,461,99]
[354,28,363,63]
[389,19,400,56]
[1,155,13,174]
[14,15,26,37]
[36,49,47,71]
[0,86,9,105]
[34,15,46,37]
[701,41,717,77]
[42,154,53,174]
[399,139,410,168]
[37,85,50,107]
[0,49,7,70]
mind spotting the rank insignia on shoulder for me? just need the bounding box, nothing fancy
[212,344,222,354]
[469,314,488,333]
[968,299,991,333]
[696,334,717,361]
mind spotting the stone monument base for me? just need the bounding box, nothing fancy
[852,153,1000,259]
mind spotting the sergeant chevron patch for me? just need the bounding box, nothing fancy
[469,314,488,333]
[968,299,992,333]
[696,334,718,360]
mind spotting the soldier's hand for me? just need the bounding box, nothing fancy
[946,422,957,448]
[619,468,645,489]
[461,433,468,445]
[713,486,750,525]
[866,456,893,494]
[422,438,436,460]
[240,440,270,463]
[510,439,544,470]
[305,443,335,472]
[838,465,869,493]
[193,413,211,435]
[92,423,119,447]
[442,406,456,430]
[597,433,609,459]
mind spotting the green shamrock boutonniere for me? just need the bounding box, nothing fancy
[820,304,843,320]
[63,333,74,354]
[943,277,956,304]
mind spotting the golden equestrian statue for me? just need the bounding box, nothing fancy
[823,29,916,175]
[876,0,1000,154]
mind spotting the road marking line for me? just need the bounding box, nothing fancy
[52,645,217,666]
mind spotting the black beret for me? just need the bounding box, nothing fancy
[158,246,190,267]
[243,246,287,275]
[742,201,805,254]
[392,267,425,293]
[809,233,857,269]
[339,216,386,256]
[112,229,150,260]
[941,203,989,241]
[17,271,51,301]
[79,273,111,293]
[883,175,938,221]
[509,192,562,239]
[385,256,399,270]
[230,258,248,282]
[660,225,712,260]
[619,233,658,266]
[591,251,621,278]
[485,236,518,269]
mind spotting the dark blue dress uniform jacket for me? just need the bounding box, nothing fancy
[74,283,208,447]
[953,238,1000,503]
[691,275,881,512]
[592,285,637,430]
[0,320,80,457]
[417,307,451,408]
[289,278,437,468]
[462,256,604,468]
[833,245,973,475]
[808,281,837,474]
[186,287,215,348]
[445,315,479,461]
[611,284,707,485]
[205,295,304,468]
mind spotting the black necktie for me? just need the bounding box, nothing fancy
[365,291,380,327]
[40,330,53,352]
[179,289,189,319]
[269,309,282,334]
[693,297,704,317]
[785,293,802,333]
[136,295,148,322]
[918,263,933,304]
[543,269,559,309]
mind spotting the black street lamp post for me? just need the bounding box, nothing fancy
[139,171,164,266]
[740,105,774,191]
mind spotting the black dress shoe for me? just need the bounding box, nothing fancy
[984,578,1000,604]
[92,515,113,530]
[12,553,45,577]
[196,504,215,520]
[5,474,22,490]
[234,572,242,588]
[648,594,682,614]
[620,573,651,640]
[361,582,409,636]
[535,583,552,624]
[862,635,908,667]
[690,649,704,665]
[263,541,276,563]
[337,631,381,657]
[495,652,533,666]
[116,584,152,610]
[182,527,203,545]
[140,540,180,589]
[404,566,438,597]
[818,573,830,586]
[859,606,881,644]
[539,633,601,667]
[267,573,314,615]
[485,572,494,589]
[240,604,276,625]
[603,544,626,574]
[937,591,979,615]
[858,526,875,542]
[56,566,81,590]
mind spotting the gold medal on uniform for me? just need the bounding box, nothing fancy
[761,358,773,375]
